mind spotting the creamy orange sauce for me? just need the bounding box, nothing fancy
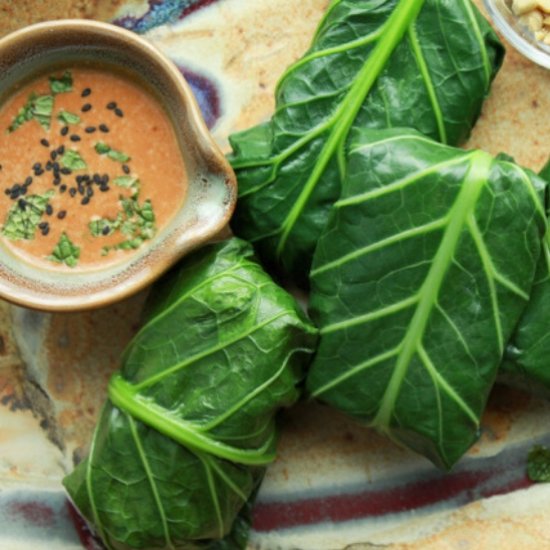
[0,66,187,270]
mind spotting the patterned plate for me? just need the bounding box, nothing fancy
[3,1,550,548]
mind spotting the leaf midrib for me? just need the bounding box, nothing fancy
[372,151,492,429]
[274,0,427,259]
[108,374,276,465]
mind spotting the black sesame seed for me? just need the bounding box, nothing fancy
[100,185,110,192]
[69,188,77,197]
[32,162,41,171]
[102,174,109,183]
[93,173,102,184]
[45,204,53,216]
[81,196,90,205]
[20,186,27,196]
[57,210,67,219]
[99,124,109,133]
[76,175,84,184]
[50,150,57,161]
[61,126,69,136]
[122,164,130,174]
[38,221,48,230]
[60,167,72,175]
[45,161,53,171]
[59,185,67,193]
[24,176,32,186]
[53,162,60,172]
[106,101,117,110]
[9,190,19,200]
[57,145,65,155]
[34,168,44,176]
[40,138,49,147]
[86,187,94,197]
[78,186,85,196]
[41,226,50,236]
[85,126,96,134]
[81,88,91,97]
[81,103,92,112]
[70,134,81,142]
[53,177,61,186]
[114,108,124,118]
[102,226,110,235]
[18,199,26,210]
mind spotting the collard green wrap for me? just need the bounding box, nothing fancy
[306,129,547,469]
[229,0,504,285]
[63,238,317,550]
[500,162,550,392]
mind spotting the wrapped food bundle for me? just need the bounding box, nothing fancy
[64,239,318,549]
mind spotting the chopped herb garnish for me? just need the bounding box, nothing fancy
[31,95,54,130]
[95,141,110,154]
[2,191,54,240]
[94,141,131,162]
[48,232,80,268]
[8,93,54,132]
[89,213,123,237]
[8,100,33,132]
[49,71,73,95]
[57,110,81,125]
[61,150,87,171]
[108,149,130,162]
[113,176,140,194]
[93,192,156,254]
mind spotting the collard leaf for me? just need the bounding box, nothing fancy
[229,0,504,285]
[64,238,317,550]
[306,129,546,469]
[500,163,550,393]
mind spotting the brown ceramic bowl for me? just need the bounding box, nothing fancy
[0,19,236,312]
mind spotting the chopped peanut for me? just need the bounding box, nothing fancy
[513,0,541,15]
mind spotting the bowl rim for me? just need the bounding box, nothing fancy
[0,19,237,312]
[483,0,550,70]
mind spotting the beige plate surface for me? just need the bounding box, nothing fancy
[3,1,550,549]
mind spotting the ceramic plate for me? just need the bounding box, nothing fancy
[3,1,550,548]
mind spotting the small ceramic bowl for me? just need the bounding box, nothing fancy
[484,0,550,69]
[0,20,236,311]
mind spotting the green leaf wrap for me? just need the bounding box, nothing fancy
[229,0,504,285]
[63,238,317,549]
[500,168,550,393]
[306,129,546,469]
